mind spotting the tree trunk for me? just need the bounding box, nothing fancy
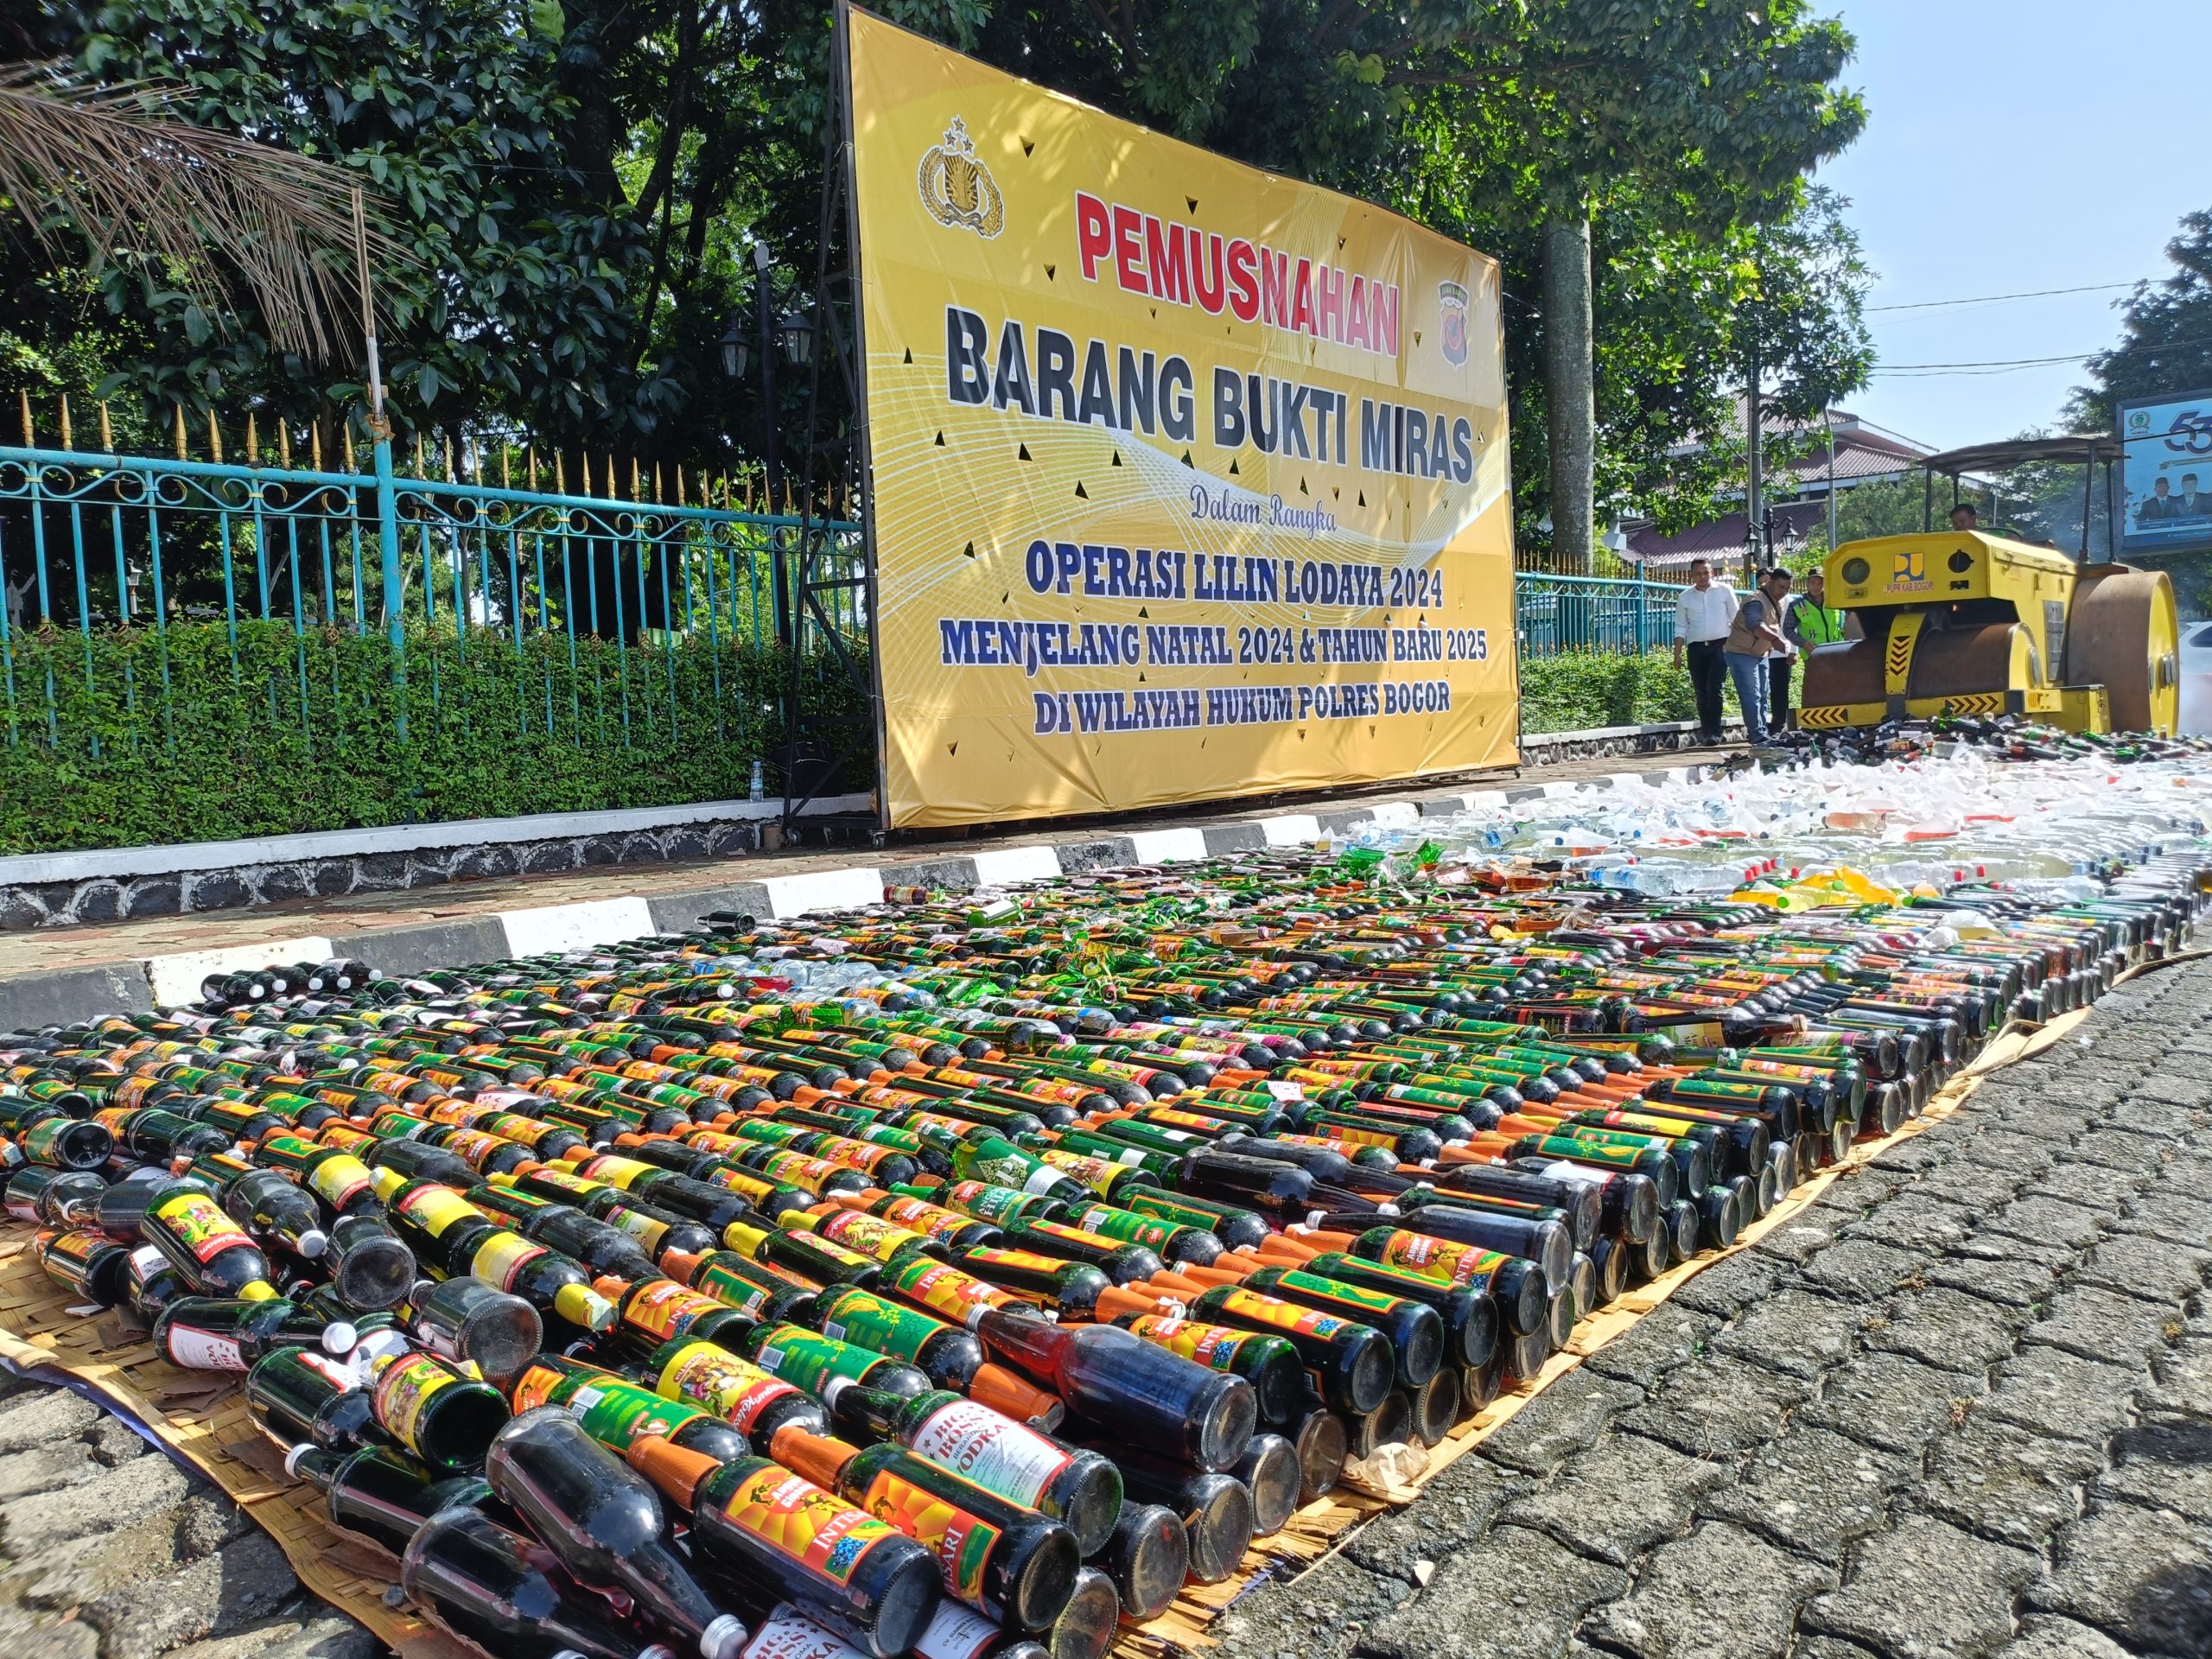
[1541,209,1595,576]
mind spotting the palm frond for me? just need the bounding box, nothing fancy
[0,61,411,360]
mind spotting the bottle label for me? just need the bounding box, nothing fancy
[907,1398,1071,1509]
[470,1231,546,1293]
[906,1599,1002,1659]
[152,1192,252,1265]
[1036,1149,1128,1192]
[306,1155,373,1213]
[944,1181,1037,1224]
[626,1279,728,1342]
[859,1467,1001,1605]
[751,1327,876,1396]
[724,1465,902,1586]
[565,1379,706,1452]
[19,1119,79,1166]
[1274,1269,1405,1316]
[1374,1231,1491,1287]
[525,1167,601,1198]
[374,1354,457,1454]
[892,1261,1020,1330]
[878,1198,974,1245]
[817,1289,950,1364]
[740,1610,870,1659]
[161,1320,246,1372]
[696,1262,782,1319]
[961,1141,1041,1192]
[396,1185,484,1240]
[658,1342,798,1432]
[510,1360,579,1413]
[439,1128,510,1168]
[959,1246,1071,1277]
[1217,1287,1348,1340]
[1127,1313,1254,1372]
[1071,1205,1179,1250]
[605,1207,671,1253]
[816,1211,923,1265]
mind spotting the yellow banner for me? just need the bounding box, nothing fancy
[848,9,1516,829]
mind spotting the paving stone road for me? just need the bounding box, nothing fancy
[1208,955,2212,1659]
[5,958,2212,1659]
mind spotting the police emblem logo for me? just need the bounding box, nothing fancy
[1438,280,1470,368]
[918,118,1006,239]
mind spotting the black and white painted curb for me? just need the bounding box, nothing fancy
[0,761,1713,1031]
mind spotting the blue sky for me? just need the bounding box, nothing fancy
[1816,0,2208,454]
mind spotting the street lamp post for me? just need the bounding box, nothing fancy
[721,240,815,649]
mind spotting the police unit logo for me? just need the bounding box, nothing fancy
[918,118,1005,239]
[1438,280,1470,368]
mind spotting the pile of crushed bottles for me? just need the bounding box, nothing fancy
[2,751,2209,1659]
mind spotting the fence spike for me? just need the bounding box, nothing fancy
[342,422,354,474]
[310,417,323,471]
[675,464,687,506]
[245,411,259,466]
[99,401,113,452]
[18,389,31,446]
[174,404,188,459]
[554,451,566,494]
[414,432,426,476]
[501,446,511,489]
[630,455,641,500]
[527,446,538,493]
[56,393,70,451]
[442,435,455,482]
[277,421,291,467]
[207,409,223,464]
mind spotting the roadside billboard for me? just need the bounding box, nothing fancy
[2119,390,2212,553]
[844,7,1516,830]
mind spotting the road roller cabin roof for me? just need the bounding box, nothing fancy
[1824,531,2082,610]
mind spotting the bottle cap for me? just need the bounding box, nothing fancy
[281,1441,316,1478]
[319,1320,359,1355]
[1092,1286,1173,1323]
[968,1363,1065,1429]
[296,1229,329,1259]
[238,1280,281,1303]
[658,1247,705,1285]
[699,1614,747,1659]
[624,1433,720,1511]
[591,1274,632,1300]
[766,1422,861,1490]
[552,1282,617,1334]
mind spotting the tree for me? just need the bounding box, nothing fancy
[2073,209,2212,429]
[1404,2,1864,570]
[21,0,655,449]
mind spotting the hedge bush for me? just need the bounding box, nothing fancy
[0,619,869,855]
[1518,648,1749,734]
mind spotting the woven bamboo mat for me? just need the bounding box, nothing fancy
[1111,1006,2091,1654]
[0,1008,2087,1659]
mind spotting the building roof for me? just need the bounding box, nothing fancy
[1622,502,1827,567]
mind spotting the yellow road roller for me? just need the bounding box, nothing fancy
[1799,439,2182,736]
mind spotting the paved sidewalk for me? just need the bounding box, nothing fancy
[1207,957,2212,1659]
[0,745,1743,1024]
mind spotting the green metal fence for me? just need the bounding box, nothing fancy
[0,442,865,761]
[0,435,1687,854]
[1513,569,1684,658]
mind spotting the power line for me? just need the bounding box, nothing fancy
[1872,332,2212,377]
[1866,280,2142,315]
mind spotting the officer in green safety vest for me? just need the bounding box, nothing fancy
[1785,569,1847,652]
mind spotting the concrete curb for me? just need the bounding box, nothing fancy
[0,757,1723,1029]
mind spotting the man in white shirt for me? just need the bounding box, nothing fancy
[1671,558,1738,745]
